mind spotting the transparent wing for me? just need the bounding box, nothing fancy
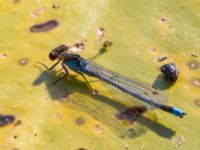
[62,93,147,139]
[82,60,168,107]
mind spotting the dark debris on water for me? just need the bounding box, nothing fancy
[160,63,179,82]
[0,114,15,127]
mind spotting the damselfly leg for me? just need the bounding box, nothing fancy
[87,41,112,61]
[36,59,61,70]
[77,71,98,95]
[47,63,69,86]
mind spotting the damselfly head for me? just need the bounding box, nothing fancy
[49,45,68,60]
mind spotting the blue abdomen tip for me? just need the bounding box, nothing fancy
[172,107,186,118]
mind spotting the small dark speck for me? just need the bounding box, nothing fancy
[188,60,199,70]
[194,99,200,107]
[14,120,22,126]
[18,58,29,65]
[103,41,112,48]
[75,117,85,125]
[76,148,87,150]
[192,79,200,88]
[52,4,60,9]
[158,56,168,62]
[30,20,59,33]
[151,48,157,51]
[160,17,168,22]
[34,133,37,137]
[13,135,18,139]
[0,114,15,127]
[13,148,19,150]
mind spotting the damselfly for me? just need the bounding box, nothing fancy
[37,45,186,118]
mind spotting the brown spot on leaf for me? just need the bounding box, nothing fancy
[18,58,29,65]
[13,0,20,3]
[0,53,7,59]
[95,124,104,135]
[160,17,168,22]
[97,28,105,37]
[13,135,18,139]
[30,7,45,18]
[188,60,199,70]
[152,91,159,95]
[158,56,168,62]
[52,4,60,9]
[191,52,198,57]
[103,41,112,48]
[69,41,85,52]
[194,99,200,107]
[75,117,85,125]
[30,20,59,32]
[76,148,87,150]
[192,79,200,88]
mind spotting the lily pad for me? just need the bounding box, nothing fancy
[0,0,200,150]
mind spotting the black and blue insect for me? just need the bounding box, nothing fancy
[37,45,186,118]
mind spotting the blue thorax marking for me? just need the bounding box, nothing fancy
[64,61,81,72]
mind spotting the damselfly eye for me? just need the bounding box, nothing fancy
[49,51,58,60]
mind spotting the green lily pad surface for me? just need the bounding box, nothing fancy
[0,0,200,150]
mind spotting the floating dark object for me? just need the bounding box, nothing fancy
[160,63,179,82]
[0,114,15,127]
[30,20,59,32]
